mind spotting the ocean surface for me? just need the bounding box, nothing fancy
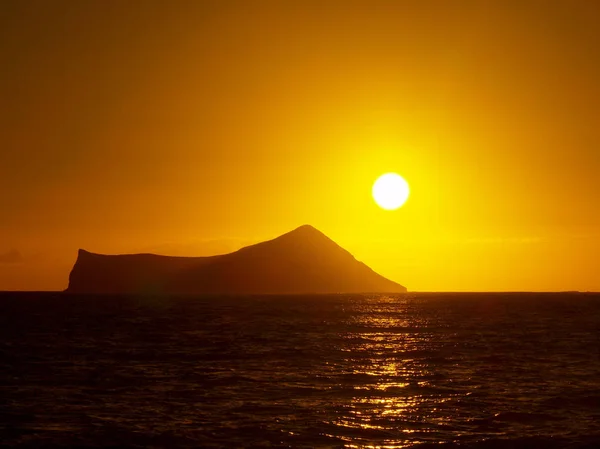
[1,292,599,448]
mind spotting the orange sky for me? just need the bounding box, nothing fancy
[1,0,599,291]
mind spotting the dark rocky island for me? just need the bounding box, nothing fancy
[66,225,407,294]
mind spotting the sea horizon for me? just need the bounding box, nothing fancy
[2,290,599,295]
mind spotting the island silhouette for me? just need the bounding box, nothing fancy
[66,225,406,294]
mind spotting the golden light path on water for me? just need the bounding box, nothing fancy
[325,296,462,448]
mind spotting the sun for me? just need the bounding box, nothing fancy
[372,173,410,210]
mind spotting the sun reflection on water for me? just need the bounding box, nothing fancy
[328,297,460,448]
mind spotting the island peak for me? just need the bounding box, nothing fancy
[67,226,406,294]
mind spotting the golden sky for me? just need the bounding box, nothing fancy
[1,0,599,291]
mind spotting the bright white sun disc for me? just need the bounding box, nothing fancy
[372,173,410,210]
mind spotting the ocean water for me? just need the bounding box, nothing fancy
[1,292,599,448]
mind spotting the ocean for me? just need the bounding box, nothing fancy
[1,292,599,448]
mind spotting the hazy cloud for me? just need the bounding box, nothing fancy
[464,237,542,244]
[136,239,252,257]
[0,249,24,264]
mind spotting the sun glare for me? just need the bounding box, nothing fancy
[372,173,410,210]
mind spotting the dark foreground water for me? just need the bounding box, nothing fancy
[1,292,599,448]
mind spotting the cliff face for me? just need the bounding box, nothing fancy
[66,225,407,294]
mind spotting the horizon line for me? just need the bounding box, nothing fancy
[0,290,598,294]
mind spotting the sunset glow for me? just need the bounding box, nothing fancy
[1,1,599,292]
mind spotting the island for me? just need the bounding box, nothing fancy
[66,225,407,294]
